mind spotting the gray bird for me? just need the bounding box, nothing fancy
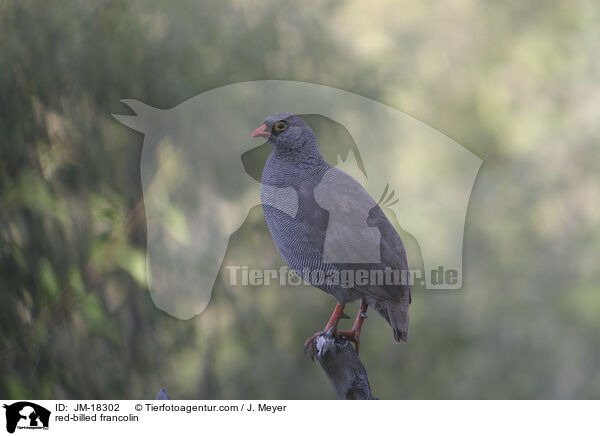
[252,113,411,354]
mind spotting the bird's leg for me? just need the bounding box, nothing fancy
[303,303,349,356]
[337,298,369,354]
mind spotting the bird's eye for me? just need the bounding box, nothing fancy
[273,121,287,131]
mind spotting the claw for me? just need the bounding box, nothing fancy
[324,324,336,337]
[303,337,316,361]
[303,300,370,358]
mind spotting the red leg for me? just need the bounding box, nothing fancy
[337,298,369,354]
[304,299,370,356]
[303,303,347,355]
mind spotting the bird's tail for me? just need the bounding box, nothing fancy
[387,302,409,343]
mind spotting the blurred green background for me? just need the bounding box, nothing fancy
[2,0,600,399]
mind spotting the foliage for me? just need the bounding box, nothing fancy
[1,0,600,399]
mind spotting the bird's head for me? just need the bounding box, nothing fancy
[251,112,316,150]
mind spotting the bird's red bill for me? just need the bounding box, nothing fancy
[251,123,273,138]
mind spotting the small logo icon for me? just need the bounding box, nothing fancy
[3,402,50,434]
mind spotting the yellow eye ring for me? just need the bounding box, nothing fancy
[274,121,287,131]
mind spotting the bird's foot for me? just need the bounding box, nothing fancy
[337,298,369,354]
[336,329,361,354]
[337,299,369,354]
[304,303,349,359]
[303,323,340,360]
[304,299,369,358]
[303,332,321,360]
[303,325,362,359]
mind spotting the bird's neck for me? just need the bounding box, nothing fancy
[263,140,331,186]
[272,138,326,166]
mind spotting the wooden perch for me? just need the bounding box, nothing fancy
[311,332,376,400]
[155,333,376,400]
[156,388,171,400]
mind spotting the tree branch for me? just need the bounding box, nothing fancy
[311,332,376,400]
[156,332,377,400]
[156,388,171,400]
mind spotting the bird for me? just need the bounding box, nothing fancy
[252,112,411,355]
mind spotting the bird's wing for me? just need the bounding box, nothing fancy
[365,203,412,304]
[298,167,411,304]
[296,174,329,253]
